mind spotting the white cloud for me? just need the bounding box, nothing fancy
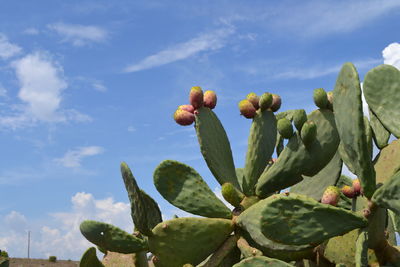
[23,27,39,35]
[127,126,136,132]
[0,52,90,129]
[55,146,104,168]
[383,42,400,69]
[0,33,21,60]
[48,23,108,46]
[0,83,7,97]
[124,26,235,72]
[13,52,67,121]
[0,192,132,260]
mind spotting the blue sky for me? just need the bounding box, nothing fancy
[1,0,400,260]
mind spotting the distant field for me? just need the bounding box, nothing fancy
[8,258,79,266]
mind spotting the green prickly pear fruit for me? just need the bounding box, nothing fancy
[321,186,340,206]
[174,109,195,126]
[203,90,217,109]
[277,118,293,139]
[258,92,273,111]
[178,104,195,114]
[300,120,317,146]
[270,94,282,112]
[246,92,260,110]
[313,88,328,109]
[189,86,204,109]
[293,109,307,131]
[327,91,333,110]
[341,185,355,198]
[221,182,245,208]
[239,99,257,119]
[353,179,361,196]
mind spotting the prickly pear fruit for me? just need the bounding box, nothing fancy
[270,94,282,112]
[259,92,273,111]
[178,104,195,114]
[313,88,328,109]
[353,179,361,196]
[221,182,245,208]
[203,90,217,109]
[300,120,317,147]
[277,118,294,139]
[189,86,204,109]
[327,91,333,110]
[293,109,307,131]
[321,186,340,206]
[174,109,195,126]
[239,99,257,119]
[341,185,355,198]
[246,92,260,110]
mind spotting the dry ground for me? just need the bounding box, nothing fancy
[8,258,79,267]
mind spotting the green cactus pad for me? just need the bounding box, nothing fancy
[389,210,400,234]
[232,256,295,267]
[148,217,234,267]
[256,109,339,197]
[374,139,400,184]
[277,118,293,139]
[236,168,244,192]
[372,170,400,214]
[222,183,245,208]
[153,160,232,219]
[237,193,367,246]
[293,109,307,131]
[369,109,390,149]
[333,62,375,198]
[387,210,398,246]
[202,235,239,267]
[79,247,105,267]
[121,162,161,236]
[323,229,377,267]
[355,231,368,267]
[290,151,342,201]
[243,110,277,195]
[363,64,400,138]
[313,88,328,109]
[80,220,148,254]
[194,107,240,189]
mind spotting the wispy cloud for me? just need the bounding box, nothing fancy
[48,23,108,46]
[124,26,235,72]
[0,33,21,60]
[92,81,107,92]
[23,27,39,35]
[54,146,104,168]
[269,0,400,37]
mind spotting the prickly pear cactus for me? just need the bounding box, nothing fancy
[79,64,400,266]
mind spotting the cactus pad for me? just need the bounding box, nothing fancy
[79,247,105,267]
[374,139,400,184]
[333,62,375,198]
[243,110,277,195]
[153,160,231,219]
[232,256,295,267]
[369,108,390,149]
[363,64,400,138]
[195,107,240,189]
[237,193,367,246]
[148,217,234,266]
[80,220,148,254]
[372,170,400,214]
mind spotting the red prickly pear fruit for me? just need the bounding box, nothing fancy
[341,185,355,198]
[173,109,195,126]
[353,179,361,195]
[259,92,273,111]
[203,90,217,109]
[313,88,328,109]
[321,186,340,206]
[239,99,257,119]
[189,86,204,109]
[270,94,282,112]
[246,92,260,110]
[178,104,195,114]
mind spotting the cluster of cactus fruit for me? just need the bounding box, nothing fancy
[79,62,400,267]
